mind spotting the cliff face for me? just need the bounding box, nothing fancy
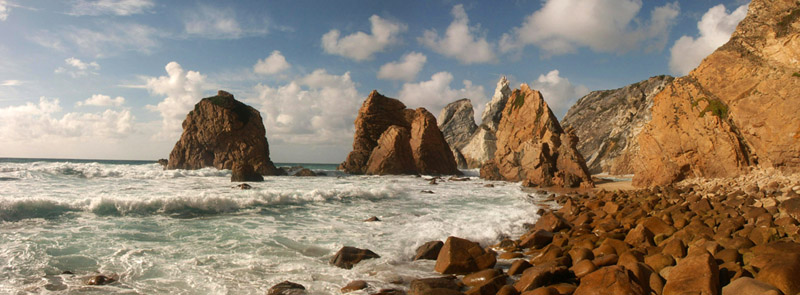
[561,76,673,174]
[634,0,800,187]
[480,84,593,188]
[439,99,478,168]
[166,90,282,175]
[340,90,459,175]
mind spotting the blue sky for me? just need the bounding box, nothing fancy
[0,0,750,163]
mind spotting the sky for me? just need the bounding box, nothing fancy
[0,0,751,163]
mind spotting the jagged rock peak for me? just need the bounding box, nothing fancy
[481,76,511,132]
[561,75,673,174]
[438,99,478,168]
[166,90,282,176]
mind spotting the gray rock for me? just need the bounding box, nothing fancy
[481,76,511,133]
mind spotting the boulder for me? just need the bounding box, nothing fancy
[513,261,569,293]
[434,236,496,275]
[365,126,417,175]
[722,278,781,295]
[408,277,460,295]
[330,246,380,269]
[167,90,282,176]
[293,168,316,177]
[414,241,444,260]
[268,281,306,295]
[749,242,800,295]
[573,266,645,295]
[231,162,264,182]
[480,84,593,188]
[342,280,368,293]
[662,251,719,295]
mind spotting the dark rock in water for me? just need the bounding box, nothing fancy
[409,276,460,295]
[364,216,381,222]
[414,240,444,260]
[0,177,19,181]
[330,246,380,269]
[157,158,168,167]
[483,184,494,188]
[234,183,252,190]
[448,176,469,181]
[268,281,306,295]
[341,280,368,293]
[166,90,283,176]
[421,190,435,194]
[371,289,406,295]
[231,162,264,182]
[61,271,74,275]
[293,168,317,177]
[85,275,116,286]
[429,178,438,185]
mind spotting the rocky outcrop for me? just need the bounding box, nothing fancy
[439,99,478,168]
[166,91,282,176]
[561,76,673,174]
[480,84,593,188]
[340,90,459,175]
[482,76,512,133]
[634,0,800,186]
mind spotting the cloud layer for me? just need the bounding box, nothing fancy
[0,0,9,21]
[419,5,496,64]
[500,0,679,56]
[398,71,485,119]
[530,70,589,119]
[322,15,406,61]
[77,94,125,107]
[669,4,748,75]
[70,0,154,16]
[377,52,427,82]
[0,97,133,141]
[55,57,100,77]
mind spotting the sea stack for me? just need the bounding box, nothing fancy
[634,0,800,187]
[340,90,460,175]
[166,90,283,176]
[480,84,593,188]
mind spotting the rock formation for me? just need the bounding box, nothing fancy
[340,90,459,175]
[634,0,800,186]
[480,84,593,188]
[561,75,673,174]
[438,77,510,169]
[166,90,282,176]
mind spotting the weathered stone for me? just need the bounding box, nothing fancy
[410,108,461,175]
[509,259,532,276]
[497,285,520,295]
[415,240,444,261]
[573,265,645,295]
[462,269,502,287]
[520,230,554,249]
[662,251,719,295]
[434,237,496,275]
[330,246,380,269]
[513,262,569,293]
[722,277,781,295]
[342,280,368,293]
[408,277,460,295]
[570,259,597,278]
[293,168,317,177]
[533,212,570,233]
[439,99,479,169]
[268,281,306,295]
[365,125,416,175]
[231,162,264,182]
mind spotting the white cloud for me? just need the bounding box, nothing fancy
[377,52,427,82]
[254,50,290,75]
[0,97,133,141]
[48,22,161,57]
[530,70,589,119]
[321,15,407,61]
[419,5,496,64]
[669,4,748,75]
[70,0,154,16]
[77,94,125,107]
[1,79,21,86]
[252,69,361,145]
[183,5,268,39]
[145,62,210,136]
[54,57,100,77]
[397,71,486,119]
[0,0,9,21]
[500,0,679,56]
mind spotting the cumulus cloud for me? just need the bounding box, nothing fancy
[252,69,361,145]
[0,97,133,141]
[54,57,100,77]
[145,62,210,136]
[397,71,486,119]
[254,50,290,75]
[500,0,680,56]
[530,70,589,119]
[377,52,427,82]
[70,0,154,16]
[77,94,125,107]
[669,4,748,75]
[321,15,407,61]
[419,5,496,64]
[0,0,9,21]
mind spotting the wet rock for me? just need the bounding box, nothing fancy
[573,265,645,295]
[421,190,435,194]
[372,289,406,295]
[408,276,460,295]
[234,183,252,190]
[268,281,306,295]
[330,246,380,269]
[434,237,496,275]
[85,275,116,286]
[520,230,554,249]
[293,168,317,177]
[513,261,570,293]
[508,259,532,276]
[231,162,264,182]
[157,158,168,167]
[497,285,520,295]
[415,241,444,260]
[462,269,502,287]
[364,216,381,222]
[464,275,507,295]
[342,280,368,293]
[533,212,570,233]
[662,251,719,295]
[570,259,597,278]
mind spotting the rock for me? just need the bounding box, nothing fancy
[662,251,719,295]
[85,275,116,286]
[167,91,282,176]
[520,287,559,295]
[434,236,496,275]
[480,84,593,188]
[408,277,460,295]
[341,90,459,175]
[371,289,406,295]
[415,241,444,260]
[561,75,673,174]
[573,265,645,295]
[231,162,264,182]
[439,98,479,169]
[570,259,597,278]
[532,212,570,233]
[462,269,502,287]
[293,168,316,177]
[342,280,368,293]
[722,277,781,295]
[482,76,512,133]
[421,190,435,194]
[520,230,554,249]
[330,246,380,269]
[513,262,570,293]
[508,259,532,276]
[364,216,380,222]
[268,281,306,295]
[780,198,800,223]
[634,0,800,186]
[157,158,168,167]
[459,126,498,169]
[464,275,507,295]
[497,285,520,295]
[235,183,252,190]
[750,244,800,295]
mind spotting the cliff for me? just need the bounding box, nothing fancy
[634,0,800,186]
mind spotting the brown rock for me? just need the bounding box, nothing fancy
[662,251,719,295]
[498,285,520,295]
[293,168,316,177]
[722,277,781,295]
[751,247,800,295]
[568,248,594,264]
[513,262,570,292]
[434,237,496,275]
[330,246,380,269]
[464,275,507,295]
[85,275,116,286]
[342,280,368,293]
[662,239,687,259]
[592,254,619,267]
[408,277,460,295]
[573,265,645,295]
[521,230,554,249]
[520,287,559,295]
[480,84,593,188]
[634,0,800,186]
[372,289,406,295]
[462,269,502,287]
[231,162,264,182]
[415,241,444,261]
[644,253,675,273]
[410,108,461,175]
[167,91,282,176]
[365,125,417,175]
[780,198,800,223]
[570,259,597,278]
[268,281,306,295]
[509,259,533,276]
[533,212,570,233]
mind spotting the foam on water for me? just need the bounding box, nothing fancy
[0,160,546,294]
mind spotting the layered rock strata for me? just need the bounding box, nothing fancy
[635,0,800,186]
[480,84,593,188]
[561,75,673,174]
[340,91,459,175]
[166,91,282,176]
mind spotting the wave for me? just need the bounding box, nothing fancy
[0,186,400,222]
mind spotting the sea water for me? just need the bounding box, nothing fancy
[0,158,545,294]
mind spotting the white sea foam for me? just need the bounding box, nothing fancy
[0,160,544,294]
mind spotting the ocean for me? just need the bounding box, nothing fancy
[0,158,545,294]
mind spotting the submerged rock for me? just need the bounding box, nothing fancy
[85,274,116,286]
[293,168,317,177]
[268,281,306,295]
[330,246,380,269]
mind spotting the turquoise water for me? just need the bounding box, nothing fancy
[0,158,543,294]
